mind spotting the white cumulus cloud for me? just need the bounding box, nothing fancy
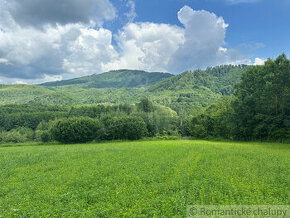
[106,22,185,72]
[0,2,251,83]
[0,23,120,80]
[62,27,118,75]
[168,6,232,71]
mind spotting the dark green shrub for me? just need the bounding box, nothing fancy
[102,117,147,140]
[35,120,57,142]
[189,124,207,139]
[50,117,102,143]
[38,131,51,142]
[122,117,148,140]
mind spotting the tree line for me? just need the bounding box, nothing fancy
[0,99,179,143]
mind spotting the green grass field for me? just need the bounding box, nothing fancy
[0,140,289,217]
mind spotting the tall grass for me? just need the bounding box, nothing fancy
[0,140,289,216]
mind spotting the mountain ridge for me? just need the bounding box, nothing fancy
[41,69,174,88]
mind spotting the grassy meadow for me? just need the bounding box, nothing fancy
[0,140,289,217]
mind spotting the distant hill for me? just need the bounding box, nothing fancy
[0,65,248,115]
[41,70,173,88]
[0,84,54,105]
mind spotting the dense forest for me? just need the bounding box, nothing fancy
[189,54,290,141]
[0,54,289,143]
[0,100,179,143]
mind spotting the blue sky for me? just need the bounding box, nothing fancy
[0,0,289,84]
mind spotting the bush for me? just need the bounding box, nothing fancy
[189,114,208,138]
[0,131,26,143]
[122,117,148,140]
[133,105,179,137]
[189,124,207,139]
[102,117,147,140]
[35,120,57,142]
[50,117,102,143]
[15,127,34,140]
[0,127,34,143]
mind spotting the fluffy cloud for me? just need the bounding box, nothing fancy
[106,23,185,72]
[0,24,118,79]
[0,2,250,84]
[169,6,232,71]
[254,57,266,65]
[62,28,118,75]
[111,6,249,73]
[2,0,116,27]
[0,0,118,82]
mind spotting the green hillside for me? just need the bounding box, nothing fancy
[149,65,247,95]
[0,66,247,114]
[147,65,247,114]
[0,84,54,105]
[41,70,173,88]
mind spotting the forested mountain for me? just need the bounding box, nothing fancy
[0,66,247,115]
[149,65,247,95]
[41,70,173,88]
[147,65,247,114]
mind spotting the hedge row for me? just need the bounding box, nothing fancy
[46,116,147,143]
